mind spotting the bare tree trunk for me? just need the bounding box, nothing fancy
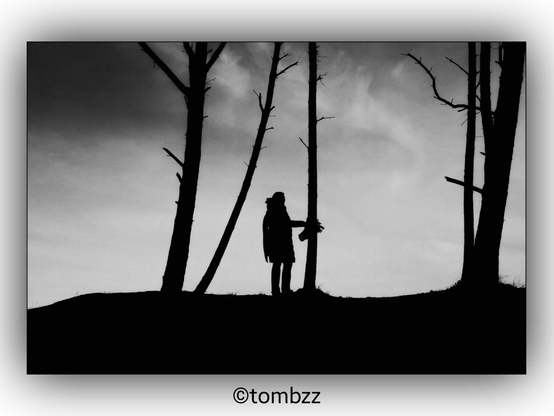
[139,42,225,293]
[403,43,524,292]
[303,42,319,291]
[461,42,477,284]
[160,43,208,292]
[194,43,298,294]
[473,42,525,287]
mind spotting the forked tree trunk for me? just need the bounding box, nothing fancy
[139,42,225,293]
[195,42,298,294]
[303,42,319,291]
[473,42,525,287]
[404,43,524,292]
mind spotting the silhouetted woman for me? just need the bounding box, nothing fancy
[263,192,306,296]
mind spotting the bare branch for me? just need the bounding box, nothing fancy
[163,147,184,168]
[183,42,194,58]
[445,57,469,75]
[316,115,335,123]
[403,53,478,112]
[206,42,226,71]
[265,127,274,131]
[299,137,309,149]
[317,72,328,85]
[278,52,290,61]
[445,176,483,194]
[139,42,190,97]
[253,90,264,112]
[176,173,182,182]
[276,61,299,77]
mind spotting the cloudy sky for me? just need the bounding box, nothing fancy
[27,42,525,307]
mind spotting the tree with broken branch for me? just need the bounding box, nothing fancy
[404,42,525,289]
[405,47,480,284]
[138,42,226,293]
[194,42,298,294]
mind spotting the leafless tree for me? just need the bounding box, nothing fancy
[473,42,525,288]
[302,42,330,291]
[139,42,226,293]
[404,42,525,289]
[194,42,298,294]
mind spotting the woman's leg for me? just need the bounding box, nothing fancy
[282,263,292,294]
[271,262,282,295]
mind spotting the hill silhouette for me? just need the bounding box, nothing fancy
[27,285,525,374]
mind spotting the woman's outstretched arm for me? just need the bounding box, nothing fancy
[290,220,307,228]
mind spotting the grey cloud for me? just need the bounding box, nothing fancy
[28,42,187,148]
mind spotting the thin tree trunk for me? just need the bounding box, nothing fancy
[194,43,296,294]
[303,42,319,291]
[461,42,477,283]
[473,42,525,287]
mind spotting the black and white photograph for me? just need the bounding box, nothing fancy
[27,41,525,375]
[6,1,554,413]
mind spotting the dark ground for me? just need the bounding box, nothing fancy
[27,284,526,375]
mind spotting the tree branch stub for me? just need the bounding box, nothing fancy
[445,176,483,194]
[163,147,184,168]
[316,115,335,123]
[253,90,264,112]
[298,137,309,150]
